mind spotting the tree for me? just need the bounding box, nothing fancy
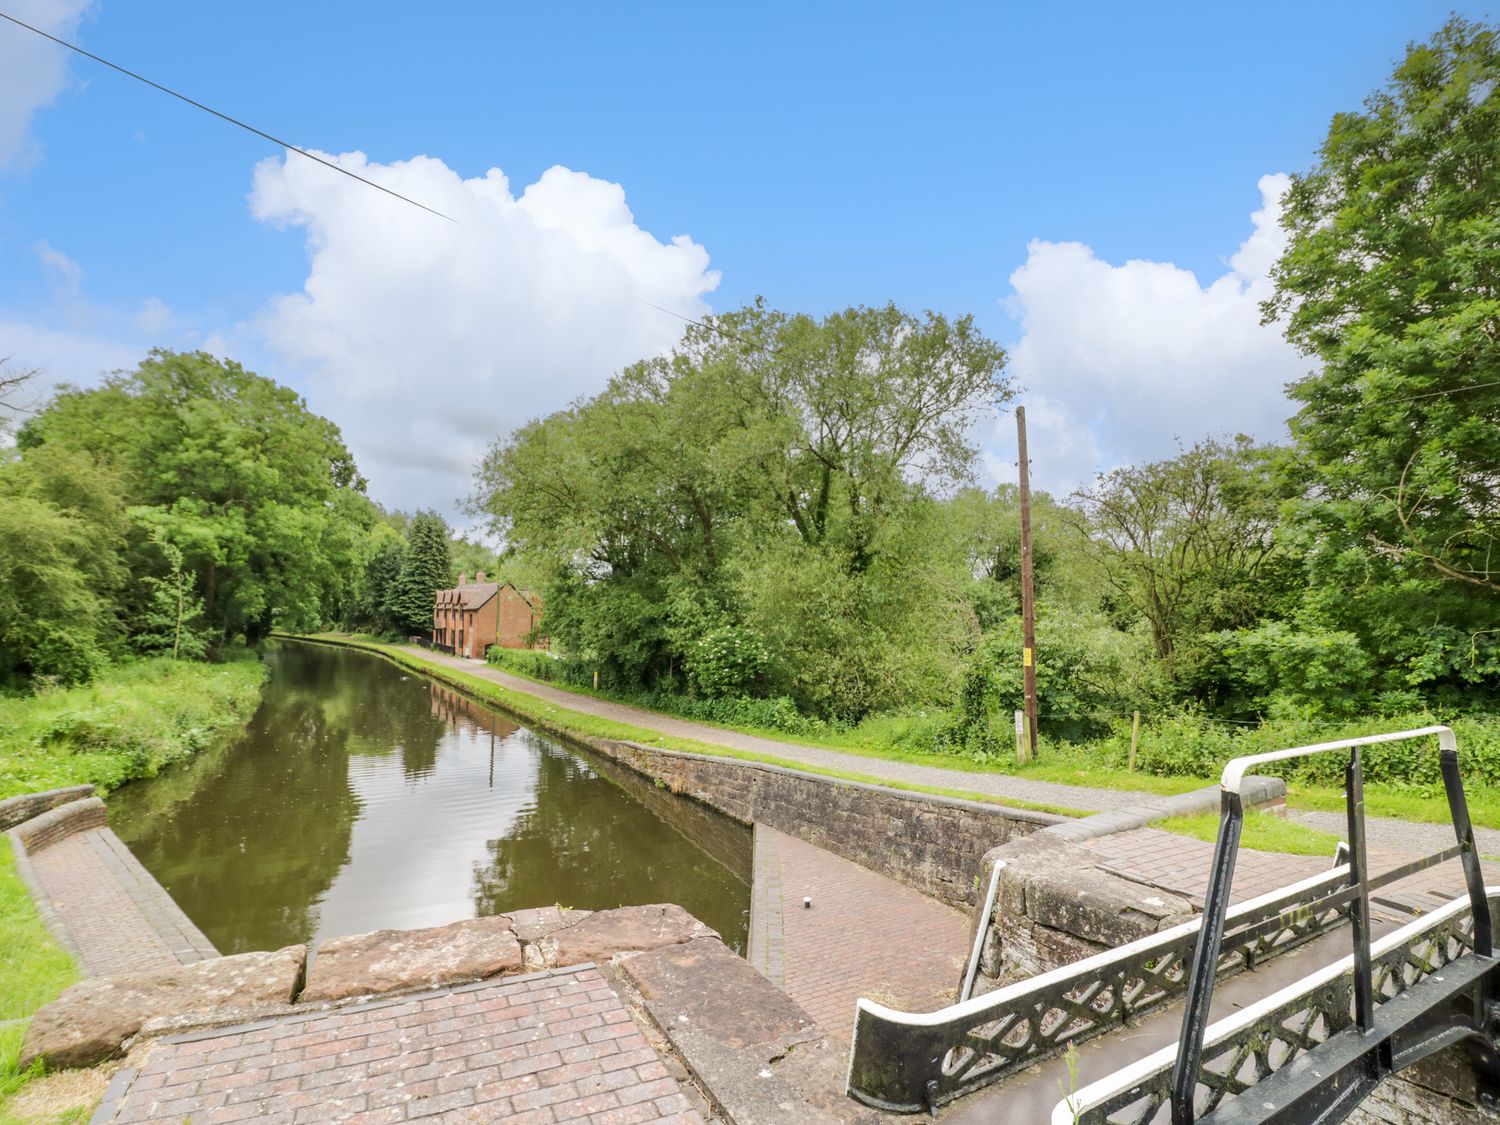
[1069,437,1282,661]
[392,511,453,635]
[473,300,1010,715]
[18,350,367,647]
[0,356,39,436]
[1268,17,1500,593]
[0,444,128,684]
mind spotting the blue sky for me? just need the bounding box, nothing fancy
[1,1,1490,521]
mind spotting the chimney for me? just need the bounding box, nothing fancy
[458,574,467,587]
[475,570,486,584]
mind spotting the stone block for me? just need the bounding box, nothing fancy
[301,916,522,1002]
[20,945,305,1070]
[529,903,717,970]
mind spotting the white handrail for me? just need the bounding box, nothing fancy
[1219,724,1455,794]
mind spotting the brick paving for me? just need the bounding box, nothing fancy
[751,825,970,1044]
[1082,827,1331,907]
[26,827,216,976]
[94,963,705,1125]
[1082,826,1500,914]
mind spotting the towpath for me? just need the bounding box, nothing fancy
[403,646,1130,814]
[394,644,1500,855]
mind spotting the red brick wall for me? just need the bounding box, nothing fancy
[495,587,540,650]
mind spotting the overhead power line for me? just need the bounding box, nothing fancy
[1309,378,1500,415]
[0,11,779,357]
[0,11,465,226]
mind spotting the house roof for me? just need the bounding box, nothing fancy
[435,582,499,610]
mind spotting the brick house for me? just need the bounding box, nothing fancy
[431,572,544,659]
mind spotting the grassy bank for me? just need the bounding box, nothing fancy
[0,657,268,800]
[0,656,267,1119]
[478,647,1500,831]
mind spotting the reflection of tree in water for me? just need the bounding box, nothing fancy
[471,738,750,950]
[113,643,411,951]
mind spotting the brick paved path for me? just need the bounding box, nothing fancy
[1082,828,1330,907]
[1082,826,1500,913]
[95,963,705,1125]
[749,825,970,1044]
[26,827,216,976]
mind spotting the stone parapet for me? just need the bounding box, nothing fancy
[597,739,1063,909]
[0,784,96,831]
[7,795,106,852]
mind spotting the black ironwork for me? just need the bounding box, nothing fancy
[1062,896,1493,1124]
[845,859,1354,1112]
[1101,724,1500,1125]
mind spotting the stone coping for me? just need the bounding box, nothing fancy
[611,739,1068,827]
[0,784,96,831]
[1038,774,1285,845]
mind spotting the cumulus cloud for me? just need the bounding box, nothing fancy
[0,0,93,169]
[250,151,720,518]
[992,173,1307,495]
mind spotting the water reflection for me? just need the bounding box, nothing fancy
[111,642,750,954]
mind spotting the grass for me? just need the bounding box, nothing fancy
[0,847,77,1107]
[290,634,1094,818]
[0,656,267,1120]
[0,657,268,800]
[1155,811,1344,857]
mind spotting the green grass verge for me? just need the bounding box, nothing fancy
[0,657,268,800]
[0,656,267,1118]
[0,846,78,1107]
[289,635,1093,819]
[1155,811,1344,857]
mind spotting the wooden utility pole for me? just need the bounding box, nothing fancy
[1016,406,1039,759]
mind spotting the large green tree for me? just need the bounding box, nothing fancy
[1269,18,1500,592]
[474,301,1010,716]
[18,350,368,647]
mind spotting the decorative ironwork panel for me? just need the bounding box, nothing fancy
[847,868,1354,1112]
[1067,906,1481,1125]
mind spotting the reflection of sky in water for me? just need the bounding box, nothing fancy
[109,644,750,954]
[312,718,541,938]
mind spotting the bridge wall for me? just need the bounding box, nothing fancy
[586,739,1062,909]
[1351,1046,1500,1123]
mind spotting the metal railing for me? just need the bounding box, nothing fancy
[845,859,1354,1112]
[1055,724,1500,1125]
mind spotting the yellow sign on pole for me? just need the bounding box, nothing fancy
[1023,647,1033,668]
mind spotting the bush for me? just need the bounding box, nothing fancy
[1067,710,1500,794]
[486,646,592,689]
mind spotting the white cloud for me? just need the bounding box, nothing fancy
[250,151,720,518]
[33,239,83,301]
[0,0,93,169]
[993,173,1306,495]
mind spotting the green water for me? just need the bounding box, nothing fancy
[110,641,751,954]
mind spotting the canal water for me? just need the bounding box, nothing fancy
[110,641,751,955]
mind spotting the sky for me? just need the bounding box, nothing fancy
[1,0,1491,527]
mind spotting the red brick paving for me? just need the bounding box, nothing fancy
[1081,826,1500,915]
[756,826,970,1044]
[96,964,705,1124]
[1081,827,1330,907]
[26,828,216,976]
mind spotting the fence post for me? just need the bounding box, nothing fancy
[1015,710,1027,766]
[1129,710,1141,772]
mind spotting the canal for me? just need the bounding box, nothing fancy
[110,640,751,955]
